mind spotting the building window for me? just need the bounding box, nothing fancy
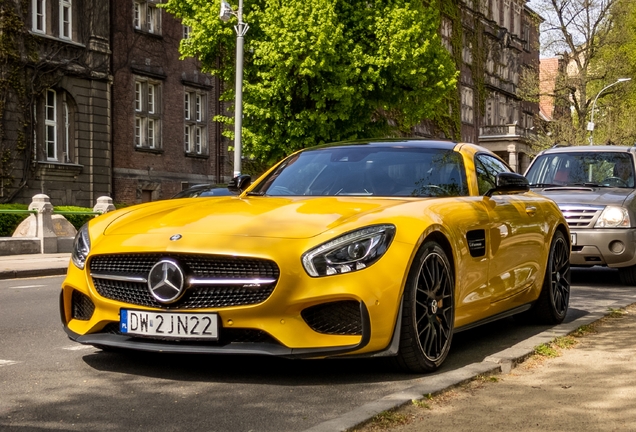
[492,0,500,25]
[38,89,74,163]
[134,78,162,149]
[183,25,192,39]
[133,1,161,34]
[32,0,46,33]
[462,33,473,65]
[133,2,141,29]
[441,16,453,54]
[461,86,474,124]
[513,1,522,36]
[503,0,511,30]
[184,89,208,155]
[59,0,72,39]
[45,90,57,160]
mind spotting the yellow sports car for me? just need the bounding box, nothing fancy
[61,139,571,373]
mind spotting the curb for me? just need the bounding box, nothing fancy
[0,267,68,280]
[303,301,634,432]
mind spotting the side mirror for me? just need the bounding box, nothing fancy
[227,174,251,194]
[485,172,529,197]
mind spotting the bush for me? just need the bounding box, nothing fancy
[54,206,98,231]
[0,204,31,237]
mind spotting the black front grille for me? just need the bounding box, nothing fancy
[90,254,279,279]
[301,301,362,335]
[89,253,279,309]
[72,290,95,320]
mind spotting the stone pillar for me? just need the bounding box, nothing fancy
[28,194,58,253]
[93,196,116,214]
[507,144,518,173]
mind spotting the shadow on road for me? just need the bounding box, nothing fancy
[81,267,627,385]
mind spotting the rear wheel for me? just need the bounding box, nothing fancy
[526,230,571,324]
[393,241,454,373]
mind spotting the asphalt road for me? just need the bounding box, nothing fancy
[1,268,635,431]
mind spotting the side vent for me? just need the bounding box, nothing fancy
[466,229,486,257]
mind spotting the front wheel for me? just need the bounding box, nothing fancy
[393,241,454,373]
[618,265,636,285]
[526,230,571,324]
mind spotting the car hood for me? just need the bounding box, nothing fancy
[531,186,635,207]
[102,196,409,239]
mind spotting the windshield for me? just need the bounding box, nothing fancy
[250,146,469,197]
[525,151,636,188]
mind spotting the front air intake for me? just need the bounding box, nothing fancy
[301,301,362,335]
[72,290,95,321]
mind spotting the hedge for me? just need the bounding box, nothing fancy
[0,204,98,237]
[0,204,30,237]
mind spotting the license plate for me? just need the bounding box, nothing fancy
[120,310,219,340]
[571,233,577,246]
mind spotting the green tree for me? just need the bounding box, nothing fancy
[163,0,457,168]
[590,0,636,145]
[529,0,622,145]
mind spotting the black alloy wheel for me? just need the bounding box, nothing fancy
[394,241,454,373]
[528,230,571,324]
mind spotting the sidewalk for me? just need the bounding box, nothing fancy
[353,303,636,432]
[0,253,70,279]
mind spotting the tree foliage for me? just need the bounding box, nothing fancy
[590,0,636,145]
[162,0,457,168]
[528,0,624,146]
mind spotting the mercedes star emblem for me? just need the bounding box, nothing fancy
[147,259,185,304]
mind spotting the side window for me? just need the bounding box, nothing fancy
[475,154,511,195]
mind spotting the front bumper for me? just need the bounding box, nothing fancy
[61,294,372,358]
[60,238,414,358]
[570,228,636,268]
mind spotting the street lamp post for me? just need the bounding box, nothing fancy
[587,78,631,145]
[220,0,249,177]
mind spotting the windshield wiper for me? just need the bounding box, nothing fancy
[246,191,266,196]
[528,183,557,187]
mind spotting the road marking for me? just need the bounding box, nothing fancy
[0,360,19,367]
[63,345,95,351]
[9,284,46,289]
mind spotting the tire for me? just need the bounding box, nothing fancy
[393,241,455,373]
[618,265,636,285]
[525,230,571,324]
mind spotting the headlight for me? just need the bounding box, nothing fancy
[302,224,396,277]
[71,224,91,269]
[595,206,631,228]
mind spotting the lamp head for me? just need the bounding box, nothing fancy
[618,78,632,83]
[219,0,233,22]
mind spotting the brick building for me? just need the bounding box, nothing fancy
[2,0,111,207]
[2,1,540,207]
[110,0,228,204]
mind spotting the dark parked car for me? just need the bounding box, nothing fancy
[172,184,235,198]
[525,145,636,284]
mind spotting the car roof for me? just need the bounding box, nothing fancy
[308,138,460,151]
[538,145,636,155]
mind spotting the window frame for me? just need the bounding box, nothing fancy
[184,88,208,156]
[59,0,72,40]
[134,77,162,150]
[32,0,46,34]
[133,1,162,35]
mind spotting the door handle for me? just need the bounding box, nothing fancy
[526,206,537,216]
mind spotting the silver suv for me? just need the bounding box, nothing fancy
[525,145,636,285]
